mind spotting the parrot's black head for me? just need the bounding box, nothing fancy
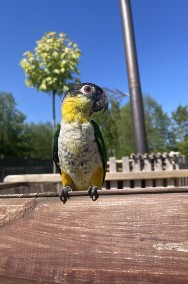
[63,83,108,114]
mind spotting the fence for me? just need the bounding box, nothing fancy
[0,157,53,182]
[104,153,188,189]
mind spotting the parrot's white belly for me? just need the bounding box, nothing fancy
[58,121,102,190]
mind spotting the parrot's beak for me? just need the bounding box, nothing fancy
[92,91,108,114]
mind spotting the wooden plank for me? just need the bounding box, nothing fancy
[165,156,175,187]
[0,182,58,195]
[0,192,188,283]
[0,199,35,226]
[131,155,142,187]
[109,157,118,189]
[3,169,188,185]
[177,156,188,186]
[0,182,30,190]
[122,156,130,188]
[143,155,153,187]
[105,170,188,180]
[153,155,164,187]
[3,174,61,183]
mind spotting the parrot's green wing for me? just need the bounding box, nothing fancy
[91,119,107,181]
[52,124,61,174]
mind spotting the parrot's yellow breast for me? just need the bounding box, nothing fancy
[61,96,93,123]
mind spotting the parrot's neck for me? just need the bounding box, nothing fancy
[61,96,92,124]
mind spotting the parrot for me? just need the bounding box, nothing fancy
[52,83,108,203]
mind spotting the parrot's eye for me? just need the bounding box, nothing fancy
[80,85,95,95]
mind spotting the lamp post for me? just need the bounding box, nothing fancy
[120,0,148,154]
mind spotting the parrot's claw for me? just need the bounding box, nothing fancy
[59,186,72,203]
[88,186,99,201]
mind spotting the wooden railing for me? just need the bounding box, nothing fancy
[0,153,187,194]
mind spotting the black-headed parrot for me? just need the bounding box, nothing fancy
[52,83,108,203]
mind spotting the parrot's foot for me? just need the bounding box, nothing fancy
[88,186,100,201]
[59,186,72,203]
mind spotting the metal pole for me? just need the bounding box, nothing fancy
[119,0,148,154]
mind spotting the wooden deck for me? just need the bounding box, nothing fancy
[0,188,188,283]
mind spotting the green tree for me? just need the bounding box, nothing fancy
[25,122,53,159]
[0,92,28,157]
[93,102,120,158]
[118,103,135,156]
[118,95,174,155]
[93,88,129,158]
[171,105,188,142]
[176,139,188,158]
[144,95,175,152]
[20,32,81,128]
[171,105,188,158]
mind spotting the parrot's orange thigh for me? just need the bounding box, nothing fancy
[61,172,75,189]
[90,167,104,188]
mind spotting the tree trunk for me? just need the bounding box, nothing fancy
[52,91,56,130]
[52,91,56,173]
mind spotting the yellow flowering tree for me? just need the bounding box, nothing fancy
[20,32,81,128]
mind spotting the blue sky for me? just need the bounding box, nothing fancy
[1,0,188,124]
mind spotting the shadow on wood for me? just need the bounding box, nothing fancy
[0,191,188,283]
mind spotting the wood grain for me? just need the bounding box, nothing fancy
[0,199,35,227]
[0,192,188,283]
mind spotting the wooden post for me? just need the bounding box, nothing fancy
[143,154,153,187]
[122,156,130,188]
[154,154,164,187]
[165,154,175,187]
[109,157,118,189]
[131,154,142,187]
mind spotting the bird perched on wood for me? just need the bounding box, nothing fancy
[52,83,108,203]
